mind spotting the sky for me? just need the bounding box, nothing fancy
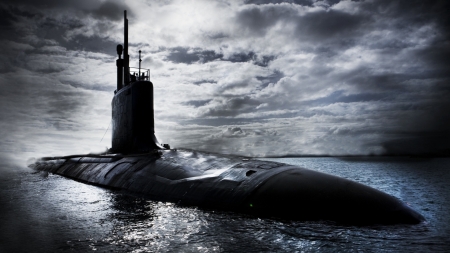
[0,0,449,167]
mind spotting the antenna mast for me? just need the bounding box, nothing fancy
[139,50,142,79]
[124,10,129,85]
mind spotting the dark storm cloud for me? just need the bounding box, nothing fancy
[308,90,387,106]
[35,17,118,55]
[0,0,129,21]
[381,135,450,156]
[214,79,254,94]
[0,5,20,31]
[244,0,315,6]
[182,99,212,108]
[64,0,450,157]
[219,0,450,156]
[0,0,121,165]
[380,95,450,156]
[326,125,381,136]
[0,5,41,42]
[1,74,95,121]
[166,47,275,67]
[356,0,450,51]
[0,72,101,166]
[0,2,127,58]
[224,52,275,67]
[295,10,367,41]
[343,71,407,92]
[61,35,119,55]
[215,127,249,138]
[166,47,223,64]
[183,117,264,127]
[416,45,450,70]
[360,0,447,25]
[236,3,367,42]
[245,0,344,6]
[0,0,93,8]
[352,0,450,156]
[202,96,261,117]
[39,16,84,33]
[91,1,129,21]
[254,55,276,67]
[192,79,217,85]
[166,47,201,64]
[31,65,65,74]
[226,52,256,63]
[235,6,282,36]
[256,70,284,88]
[380,85,450,156]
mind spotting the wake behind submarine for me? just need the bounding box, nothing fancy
[30,11,424,225]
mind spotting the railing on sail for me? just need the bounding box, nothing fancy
[128,67,150,82]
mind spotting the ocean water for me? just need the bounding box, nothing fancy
[1,157,449,252]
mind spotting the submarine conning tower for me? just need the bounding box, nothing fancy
[111,10,165,153]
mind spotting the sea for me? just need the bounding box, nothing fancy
[1,157,449,252]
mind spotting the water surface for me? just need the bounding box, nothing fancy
[1,157,449,252]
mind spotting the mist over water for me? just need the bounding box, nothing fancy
[1,157,449,252]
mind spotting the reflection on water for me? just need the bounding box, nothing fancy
[1,157,450,252]
[104,196,209,252]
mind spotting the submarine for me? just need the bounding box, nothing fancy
[29,11,424,225]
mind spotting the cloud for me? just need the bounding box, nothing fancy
[294,9,367,40]
[0,0,130,20]
[1,0,450,162]
[244,0,314,5]
[91,1,129,21]
[165,47,223,64]
[200,96,261,117]
[214,127,249,138]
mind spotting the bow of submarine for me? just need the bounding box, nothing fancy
[242,167,424,225]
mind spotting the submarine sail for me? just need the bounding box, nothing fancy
[29,11,424,225]
[111,10,163,153]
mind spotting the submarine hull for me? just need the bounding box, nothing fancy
[30,149,424,225]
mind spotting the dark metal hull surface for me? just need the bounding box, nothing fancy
[30,149,424,225]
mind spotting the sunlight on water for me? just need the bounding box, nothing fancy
[102,201,215,252]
